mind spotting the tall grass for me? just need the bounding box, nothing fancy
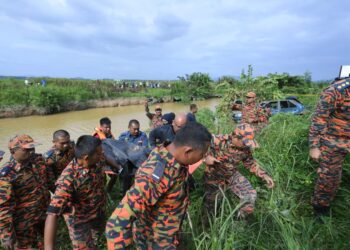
[190,109,350,249]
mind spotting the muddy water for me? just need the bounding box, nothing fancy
[0,99,219,161]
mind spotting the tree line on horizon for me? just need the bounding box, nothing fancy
[0,66,330,114]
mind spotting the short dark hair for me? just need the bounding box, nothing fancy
[128,119,140,127]
[190,104,197,110]
[100,117,111,126]
[53,130,70,140]
[75,135,101,159]
[173,122,211,151]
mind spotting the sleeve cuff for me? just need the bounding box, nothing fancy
[309,139,320,148]
[47,205,62,215]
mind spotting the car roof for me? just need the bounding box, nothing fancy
[261,99,297,103]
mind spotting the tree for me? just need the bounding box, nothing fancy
[240,65,253,84]
[175,72,213,100]
[218,76,239,87]
[240,69,246,81]
[303,71,312,87]
[216,65,283,121]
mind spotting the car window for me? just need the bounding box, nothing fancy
[286,96,302,103]
[269,102,278,109]
[288,101,297,108]
[280,101,289,109]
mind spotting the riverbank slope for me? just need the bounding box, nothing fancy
[0,96,174,118]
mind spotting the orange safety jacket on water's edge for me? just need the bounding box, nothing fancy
[92,127,115,140]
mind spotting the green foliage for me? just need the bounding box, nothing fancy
[170,81,191,102]
[0,87,29,106]
[218,66,325,101]
[216,69,283,124]
[0,78,171,112]
[240,64,254,85]
[28,87,66,113]
[0,69,328,115]
[303,71,312,86]
[215,66,328,126]
[174,72,214,100]
[196,108,216,132]
[217,76,239,86]
[217,67,284,101]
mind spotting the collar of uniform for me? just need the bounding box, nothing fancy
[71,159,92,175]
[14,162,24,172]
[127,131,142,138]
[230,139,250,151]
[53,147,65,157]
[10,158,30,172]
[212,134,231,146]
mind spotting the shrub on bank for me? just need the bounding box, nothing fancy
[0,88,29,106]
[0,80,172,113]
[28,87,66,113]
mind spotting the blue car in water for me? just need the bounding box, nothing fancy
[232,97,305,122]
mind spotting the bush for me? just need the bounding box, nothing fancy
[29,87,67,113]
[174,72,214,100]
[0,88,29,106]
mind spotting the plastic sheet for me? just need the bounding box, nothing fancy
[102,139,151,169]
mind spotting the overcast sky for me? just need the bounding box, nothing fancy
[0,0,349,80]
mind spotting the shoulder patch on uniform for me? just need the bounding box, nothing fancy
[333,79,350,92]
[0,165,13,177]
[44,149,55,159]
[151,160,166,183]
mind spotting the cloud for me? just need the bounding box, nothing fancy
[0,0,349,80]
[0,1,189,50]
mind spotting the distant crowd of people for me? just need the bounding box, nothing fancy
[114,81,171,90]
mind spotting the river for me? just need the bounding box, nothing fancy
[0,99,219,161]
